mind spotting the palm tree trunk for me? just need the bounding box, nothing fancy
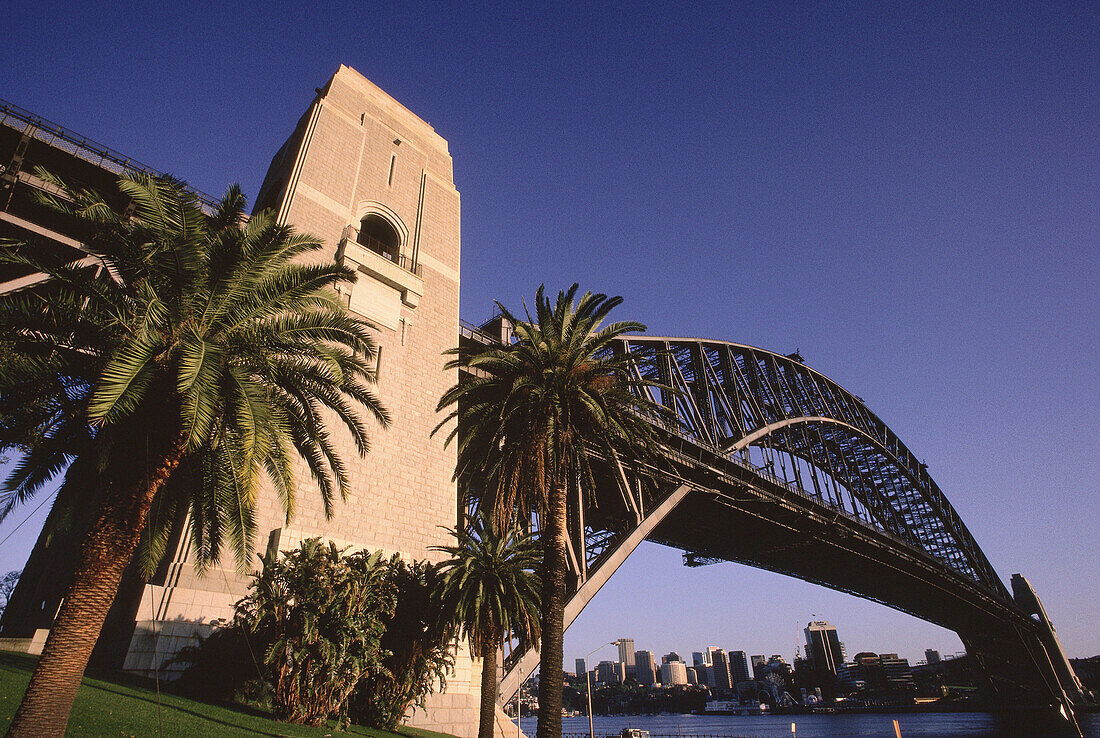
[479,625,501,738]
[536,481,568,738]
[6,435,187,738]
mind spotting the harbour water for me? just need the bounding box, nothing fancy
[530,711,1100,737]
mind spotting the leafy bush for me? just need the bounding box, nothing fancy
[236,539,397,726]
[0,570,20,616]
[173,540,454,729]
[348,559,455,729]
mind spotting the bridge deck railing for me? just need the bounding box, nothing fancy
[1,98,220,212]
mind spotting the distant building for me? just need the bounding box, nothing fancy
[880,654,915,691]
[1069,656,1100,696]
[793,657,814,687]
[663,651,682,664]
[925,649,941,665]
[685,666,698,685]
[694,649,718,687]
[750,655,768,679]
[764,654,792,679]
[846,652,914,695]
[597,660,624,685]
[804,621,844,675]
[635,650,658,686]
[618,639,636,667]
[711,650,733,691]
[837,660,861,692]
[729,650,751,683]
[576,658,587,678]
[619,638,637,679]
[660,660,689,686]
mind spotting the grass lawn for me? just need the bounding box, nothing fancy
[0,651,456,737]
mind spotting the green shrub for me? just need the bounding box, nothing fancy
[236,539,397,726]
[173,540,454,729]
[348,559,455,729]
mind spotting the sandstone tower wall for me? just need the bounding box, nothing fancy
[121,65,483,736]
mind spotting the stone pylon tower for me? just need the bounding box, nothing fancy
[249,68,462,566]
[125,66,479,735]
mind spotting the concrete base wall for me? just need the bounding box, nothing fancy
[408,695,525,738]
[123,619,215,679]
[0,629,48,656]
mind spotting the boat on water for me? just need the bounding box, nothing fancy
[702,699,770,716]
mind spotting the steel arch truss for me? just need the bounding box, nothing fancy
[483,330,1084,720]
[618,336,1005,596]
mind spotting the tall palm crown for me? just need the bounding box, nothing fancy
[434,511,541,656]
[0,172,388,737]
[436,284,670,738]
[433,511,540,738]
[437,284,665,524]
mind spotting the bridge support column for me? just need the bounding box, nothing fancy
[1010,574,1089,707]
[497,483,693,704]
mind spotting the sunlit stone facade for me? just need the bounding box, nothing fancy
[124,66,484,736]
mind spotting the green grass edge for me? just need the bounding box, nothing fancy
[0,650,459,738]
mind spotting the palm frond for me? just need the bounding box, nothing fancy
[87,330,163,422]
[2,169,388,577]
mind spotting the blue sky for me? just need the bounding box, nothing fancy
[1,1,1097,666]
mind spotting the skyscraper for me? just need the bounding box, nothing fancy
[750,655,768,679]
[660,660,689,686]
[576,658,587,677]
[692,649,714,686]
[711,649,733,691]
[804,621,844,675]
[635,650,658,686]
[597,660,624,685]
[729,650,751,683]
[618,638,636,667]
[663,651,682,664]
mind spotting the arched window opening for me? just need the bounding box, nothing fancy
[358,214,400,262]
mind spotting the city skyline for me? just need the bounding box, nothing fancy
[570,620,945,682]
[1,1,1096,672]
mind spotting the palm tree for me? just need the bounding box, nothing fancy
[0,171,388,737]
[436,284,669,738]
[434,511,541,738]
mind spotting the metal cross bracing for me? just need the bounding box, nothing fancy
[617,336,1006,597]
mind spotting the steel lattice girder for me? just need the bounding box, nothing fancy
[617,336,1005,596]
